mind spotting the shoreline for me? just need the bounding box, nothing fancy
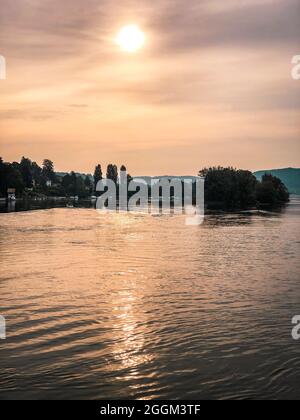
[0,196,295,215]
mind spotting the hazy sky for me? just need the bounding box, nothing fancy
[0,0,299,175]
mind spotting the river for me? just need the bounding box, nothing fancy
[0,197,299,399]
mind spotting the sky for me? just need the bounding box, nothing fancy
[0,0,299,175]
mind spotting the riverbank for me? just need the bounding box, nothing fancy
[1,196,297,214]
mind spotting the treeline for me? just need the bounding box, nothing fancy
[0,157,131,199]
[0,157,58,197]
[0,157,290,208]
[200,167,289,210]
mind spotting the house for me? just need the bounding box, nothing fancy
[7,188,16,201]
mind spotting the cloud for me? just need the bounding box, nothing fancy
[0,0,299,172]
[1,0,299,59]
[148,0,300,53]
[0,109,61,121]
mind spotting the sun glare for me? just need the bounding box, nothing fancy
[115,25,145,53]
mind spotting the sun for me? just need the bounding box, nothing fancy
[115,25,145,53]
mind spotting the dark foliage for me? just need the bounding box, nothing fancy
[0,157,290,210]
[93,164,102,192]
[256,174,290,206]
[199,167,289,210]
[106,164,118,184]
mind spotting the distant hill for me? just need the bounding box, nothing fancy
[132,176,199,185]
[254,168,300,195]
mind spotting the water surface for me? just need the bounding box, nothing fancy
[0,198,299,399]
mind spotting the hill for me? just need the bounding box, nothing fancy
[254,168,300,195]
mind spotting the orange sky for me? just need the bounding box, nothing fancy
[0,0,299,175]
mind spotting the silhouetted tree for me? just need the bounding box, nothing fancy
[200,167,289,210]
[31,162,42,187]
[61,172,86,197]
[256,174,289,205]
[199,167,241,209]
[236,170,258,208]
[120,165,132,185]
[41,159,56,183]
[93,164,102,191]
[62,173,73,195]
[0,157,5,196]
[0,158,24,196]
[84,175,92,194]
[20,157,33,188]
[107,164,118,184]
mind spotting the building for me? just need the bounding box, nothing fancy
[7,188,16,201]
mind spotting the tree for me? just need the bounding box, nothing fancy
[0,158,24,196]
[69,171,77,196]
[127,173,133,184]
[93,164,102,191]
[0,158,5,196]
[42,159,56,183]
[199,167,239,209]
[199,167,258,210]
[120,165,132,185]
[236,170,258,208]
[20,157,33,188]
[107,164,118,184]
[200,167,289,210]
[62,173,73,195]
[31,162,42,187]
[263,174,289,203]
[61,172,88,198]
[7,164,24,194]
[74,174,86,198]
[84,175,92,194]
[256,174,289,205]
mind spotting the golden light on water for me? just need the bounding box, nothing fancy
[115,25,145,53]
